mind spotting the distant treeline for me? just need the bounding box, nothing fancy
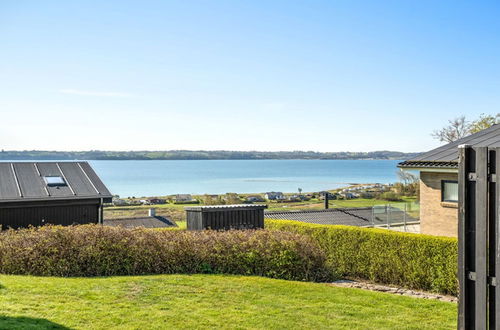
[0,150,420,160]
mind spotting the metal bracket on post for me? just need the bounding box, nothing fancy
[467,271,477,281]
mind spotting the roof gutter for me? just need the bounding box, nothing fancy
[0,195,113,204]
[397,166,459,173]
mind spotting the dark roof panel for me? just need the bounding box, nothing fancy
[0,163,20,199]
[475,135,500,147]
[59,162,97,196]
[104,216,175,228]
[35,162,60,176]
[78,162,112,196]
[185,204,268,211]
[13,163,47,198]
[399,124,500,169]
[0,162,112,202]
[265,207,418,226]
[35,163,74,197]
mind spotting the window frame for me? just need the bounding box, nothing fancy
[441,180,459,203]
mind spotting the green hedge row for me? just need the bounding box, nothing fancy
[0,224,333,282]
[266,220,458,295]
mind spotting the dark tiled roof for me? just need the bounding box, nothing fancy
[265,207,418,226]
[399,124,500,169]
[185,204,268,211]
[104,216,176,228]
[0,162,112,202]
[398,161,459,169]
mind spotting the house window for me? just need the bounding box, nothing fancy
[441,180,458,203]
[44,176,66,187]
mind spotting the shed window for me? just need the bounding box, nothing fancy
[442,180,458,203]
[44,176,66,187]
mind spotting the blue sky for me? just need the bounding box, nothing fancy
[1,1,499,152]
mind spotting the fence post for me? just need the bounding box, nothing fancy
[403,203,407,232]
[458,144,471,329]
[371,206,374,227]
[387,204,391,229]
[458,144,493,329]
[324,193,329,209]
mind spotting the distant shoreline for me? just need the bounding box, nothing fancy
[0,150,420,161]
[3,158,399,196]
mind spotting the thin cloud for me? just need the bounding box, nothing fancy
[59,89,133,97]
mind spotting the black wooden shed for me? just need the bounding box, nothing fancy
[0,162,112,229]
[185,204,267,230]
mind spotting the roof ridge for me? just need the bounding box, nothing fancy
[405,125,500,164]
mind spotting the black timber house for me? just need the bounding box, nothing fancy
[0,162,112,229]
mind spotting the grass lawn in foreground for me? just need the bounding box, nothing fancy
[0,274,456,329]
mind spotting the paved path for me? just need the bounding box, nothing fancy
[330,280,456,303]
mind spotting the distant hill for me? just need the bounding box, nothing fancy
[0,150,420,160]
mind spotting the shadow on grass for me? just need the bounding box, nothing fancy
[0,315,72,329]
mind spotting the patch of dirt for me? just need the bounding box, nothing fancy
[125,283,145,299]
[330,280,457,303]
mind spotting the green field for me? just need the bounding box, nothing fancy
[0,274,455,329]
[329,197,417,208]
[104,197,418,223]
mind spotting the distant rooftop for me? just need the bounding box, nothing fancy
[398,124,500,169]
[104,216,175,228]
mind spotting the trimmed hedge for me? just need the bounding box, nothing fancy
[0,225,333,282]
[266,220,458,295]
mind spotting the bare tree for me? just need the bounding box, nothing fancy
[397,170,418,185]
[395,170,419,197]
[431,116,470,143]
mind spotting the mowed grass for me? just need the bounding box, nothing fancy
[330,197,417,209]
[0,274,456,329]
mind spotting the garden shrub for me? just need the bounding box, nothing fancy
[376,191,402,201]
[266,220,458,295]
[0,225,333,282]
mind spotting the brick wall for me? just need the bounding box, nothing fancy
[420,171,459,237]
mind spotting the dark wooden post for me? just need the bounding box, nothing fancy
[324,193,329,209]
[474,147,488,329]
[458,144,471,329]
[458,145,499,330]
[495,147,500,329]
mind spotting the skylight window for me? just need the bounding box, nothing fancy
[44,176,66,187]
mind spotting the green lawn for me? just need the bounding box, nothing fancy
[0,274,456,329]
[330,197,417,209]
